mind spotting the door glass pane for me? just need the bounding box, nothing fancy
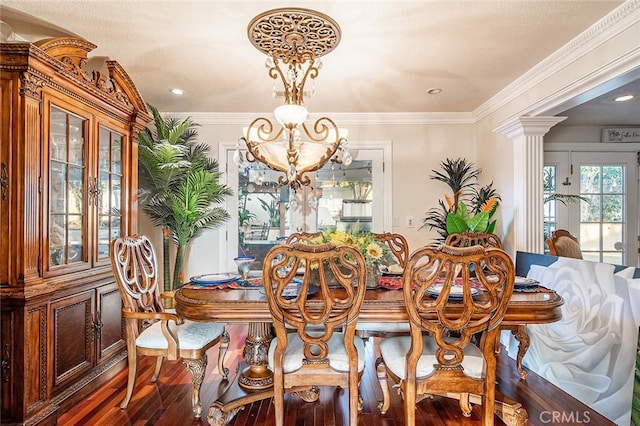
[579,163,626,264]
[543,165,557,251]
[580,166,600,193]
[49,106,86,268]
[68,166,84,214]
[316,160,372,232]
[97,126,124,261]
[602,195,623,222]
[237,164,288,268]
[68,115,84,166]
[579,223,601,251]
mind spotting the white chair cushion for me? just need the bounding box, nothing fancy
[136,320,225,350]
[379,335,485,380]
[268,332,366,373]
[355,321,411,333]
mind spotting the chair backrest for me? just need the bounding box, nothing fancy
[444,232,503,250]
[285,231,321,244]
[402,244,514,372]
[262,242,367,365]
[372,232,410,268]
[111,235,164,323]
[547,229,583,259]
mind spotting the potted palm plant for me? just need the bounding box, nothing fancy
[138,104,232,291]
[421,158,501,242]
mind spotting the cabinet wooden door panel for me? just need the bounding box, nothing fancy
[96,283,124,363]
[0,79,10,287]
[51,291,94,392]
[25,305,47,414]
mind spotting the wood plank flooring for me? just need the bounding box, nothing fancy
[57,324,611,426]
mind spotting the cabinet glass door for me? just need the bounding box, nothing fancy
[49,106,86,267]
[96,126,123,261]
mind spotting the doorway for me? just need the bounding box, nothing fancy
[219,141,391,272]
[544,150,639,266]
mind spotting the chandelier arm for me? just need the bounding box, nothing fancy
[246,117,283,143]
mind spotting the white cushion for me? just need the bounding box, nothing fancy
[379,335,485,380]
[268,332,366,373]
[136,320,225,350]
[355,321,411,333]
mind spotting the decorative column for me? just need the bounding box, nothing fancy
[494,116,566,254]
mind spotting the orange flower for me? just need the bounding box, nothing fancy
[481,198,497,212]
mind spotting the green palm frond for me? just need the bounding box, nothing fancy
[430,158,481,194]
[543,193,589,205]
[421,199,450,242]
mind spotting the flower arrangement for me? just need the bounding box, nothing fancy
[308,224,388,267]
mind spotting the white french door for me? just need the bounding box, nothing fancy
[544,150,639,266]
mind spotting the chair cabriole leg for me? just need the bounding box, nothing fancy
[375,356,390,414]
[184,355,208,418]
[121,344,138,409]
[151,356,163,382]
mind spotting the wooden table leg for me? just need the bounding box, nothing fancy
[207,322,275,425]
[511,325,530,380]
[238,322,274,389]
[440,391,529,426]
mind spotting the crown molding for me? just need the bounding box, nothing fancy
[162,111,476,126]
[476,0,640,122]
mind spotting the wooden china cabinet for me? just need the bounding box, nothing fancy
[0,37,151,424]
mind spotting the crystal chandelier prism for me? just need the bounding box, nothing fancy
[234,8,351,191]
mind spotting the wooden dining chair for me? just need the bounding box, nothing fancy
[356,232,411,339]
[262,242,368,426]
[546,229,583,259]
[376,244,514,425]
[110,235,230,418]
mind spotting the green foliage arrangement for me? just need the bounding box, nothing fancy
[421,158,501,241]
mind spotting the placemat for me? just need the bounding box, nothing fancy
[183,277,263,290]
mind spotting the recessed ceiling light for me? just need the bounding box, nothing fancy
[170,88,185,95]
[426,88,443,95]
[614,94,634,102]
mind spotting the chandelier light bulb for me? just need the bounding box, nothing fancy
[274,104,308,127]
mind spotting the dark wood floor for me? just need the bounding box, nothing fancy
[58,324,611,426]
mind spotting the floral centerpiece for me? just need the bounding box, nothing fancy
[307,224,391,287]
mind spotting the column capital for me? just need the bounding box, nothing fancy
[494,116,567,140]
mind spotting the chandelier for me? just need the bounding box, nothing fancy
[234,8,352,191]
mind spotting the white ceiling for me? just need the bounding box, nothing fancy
[1,0,637,126]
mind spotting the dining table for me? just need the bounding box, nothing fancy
[175,275,563,426]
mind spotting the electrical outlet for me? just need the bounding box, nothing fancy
[407,216,415,228]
